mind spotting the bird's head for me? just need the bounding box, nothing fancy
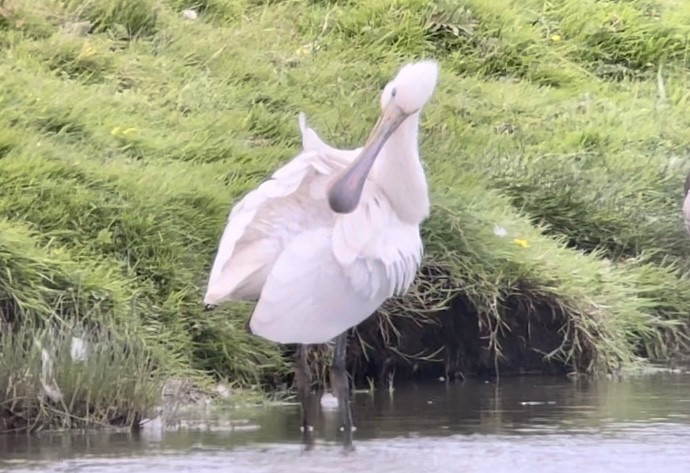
[328,60,439,214]
[380,60,439,115]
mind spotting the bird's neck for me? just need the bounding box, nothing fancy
[371,113,430,224]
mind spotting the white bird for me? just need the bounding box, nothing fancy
[203,60,439,449]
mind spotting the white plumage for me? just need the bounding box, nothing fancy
[204,60,439,345]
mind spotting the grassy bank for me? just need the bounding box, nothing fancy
[2,0,690,430]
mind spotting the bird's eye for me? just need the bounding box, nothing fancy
[391,88,397,98]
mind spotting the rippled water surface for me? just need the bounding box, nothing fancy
[2,372,690,472]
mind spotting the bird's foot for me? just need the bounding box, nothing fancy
[339,427,355,453]
[300,424,315,451]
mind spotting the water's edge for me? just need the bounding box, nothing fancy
[2,372,690,473]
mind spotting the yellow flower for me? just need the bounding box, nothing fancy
[111,127,137,137]
[513,238,530,248]
[295,47,309,56]
[295,42,315,56]
[551,34,562,42]
[79,44,96,59]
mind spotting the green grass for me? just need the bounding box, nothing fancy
[0,319,162,432]
[2,0,690,428]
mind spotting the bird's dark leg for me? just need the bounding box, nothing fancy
[331,332,354,451]
[294,343,314,450]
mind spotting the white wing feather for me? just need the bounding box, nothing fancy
[248,195,423,344]
[248,228,390,344]
[333,193,422,295]
[205,116,424,344]
[204,151,329,304]
[298,112,346,154]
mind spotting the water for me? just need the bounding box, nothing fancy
[2,372,690,473]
